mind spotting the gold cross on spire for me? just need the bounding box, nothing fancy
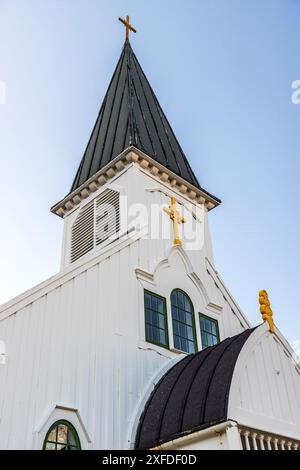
[163,196,186,246]
[118,15,137,41]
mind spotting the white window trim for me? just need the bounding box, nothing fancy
[33,404,92,450]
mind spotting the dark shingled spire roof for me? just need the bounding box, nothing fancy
[135,328,255,450]
[71,40,203,193]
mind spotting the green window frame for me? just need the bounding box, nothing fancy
[43,420,81,450]
[171,289,197,353]
[144,290,169,349]
[199,313,220,349]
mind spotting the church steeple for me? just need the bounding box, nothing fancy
[71,39,204,193]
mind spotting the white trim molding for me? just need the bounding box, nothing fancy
[51,147,220,218]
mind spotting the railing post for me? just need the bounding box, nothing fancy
[258,434,265,450]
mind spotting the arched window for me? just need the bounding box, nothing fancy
[43,420,81,450]
[171,289,197,353]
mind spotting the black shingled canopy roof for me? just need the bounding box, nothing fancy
[135,328,255,450]
[71,40,219,201]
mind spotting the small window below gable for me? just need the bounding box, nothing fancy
[43,420,81,450]
[70,189,120,263]
[199,314,220,349]
[144,290,169,349]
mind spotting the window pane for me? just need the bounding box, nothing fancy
[153,327,159,343]
[179,309,186,323]
[172,307,179,320]
[171,290,196,353]
[57,424,68,443]
[151,296,158,311]
[199,315,219,350]
[160,330,166,345]
[184,295,191,312]
[187,326,194,340]
[158,314,165,329]
[57,444,67,450]
[145,293,151,308]
[146,324,152,341]
[180,323,187,338]
[157,299,164,313]
[144,292,168,348]
[177,292,184,309]
[45,442,56,450]
[173,321,179,335]
[145,309,151,323]
[205,319,212,333]
[47,428,57,442]
[181,338,188,352]
[201,332,208,348]
[152,313,159,327]
[174,335,180,350]
[68,429,77,447]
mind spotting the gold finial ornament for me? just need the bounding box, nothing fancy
[163,196,186,246]
[118,15,137,40]
[259,290,275,334]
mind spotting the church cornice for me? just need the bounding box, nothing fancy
[51,147,221,218]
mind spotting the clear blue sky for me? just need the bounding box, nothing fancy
[0,1,299,344]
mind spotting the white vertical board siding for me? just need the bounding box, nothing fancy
[228,324,300,441]
[0,239,171,449]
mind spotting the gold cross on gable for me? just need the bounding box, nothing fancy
[163,196,186,246]
[118,15,137,41]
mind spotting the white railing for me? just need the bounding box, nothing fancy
[239,427,300,450]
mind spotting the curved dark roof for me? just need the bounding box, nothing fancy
[71,40,219,202]
[135,328,255,449]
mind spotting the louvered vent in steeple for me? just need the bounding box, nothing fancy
[70,189,120,263]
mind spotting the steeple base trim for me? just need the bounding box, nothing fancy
[51,147,221,218]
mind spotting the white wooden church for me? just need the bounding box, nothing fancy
[0,19,300,450]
